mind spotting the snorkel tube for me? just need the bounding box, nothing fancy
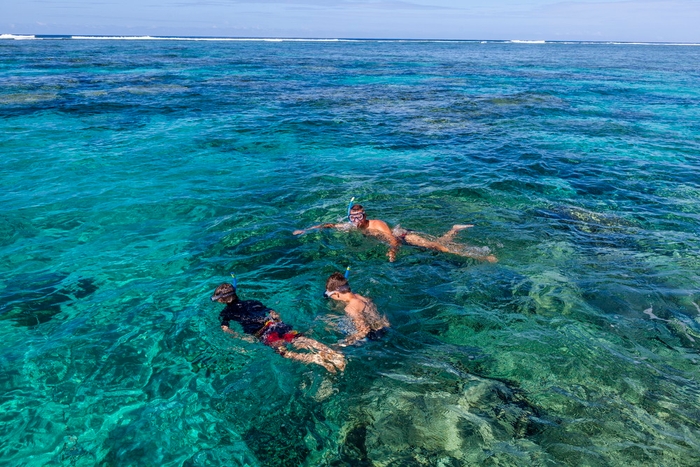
[344,266,351,279]
[230,272,237,289]
[347,197,355,219]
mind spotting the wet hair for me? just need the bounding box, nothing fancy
[211,283,238,303]
[349,204,365,215]
[326,272,351,293]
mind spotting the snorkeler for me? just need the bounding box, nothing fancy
[324,271,390,346]
[211,282,346,373]
[294,203,497,263]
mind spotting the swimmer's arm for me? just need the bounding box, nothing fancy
[386,235,400,262]
[293,223,344,235]
[339,306,371,346]
[367,220,400,262]
[371,226,401,262]
[221,325,257,343]
[339,324,369,346]
[339,332,365,347]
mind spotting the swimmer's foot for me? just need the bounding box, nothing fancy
[440,224,474,242]
[485,254,498,263]
[330,352,347,372]
[312,354,337,373]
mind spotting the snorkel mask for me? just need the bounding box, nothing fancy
[347,197,368,226]
[210,272,238,301]
[349,211,365,224]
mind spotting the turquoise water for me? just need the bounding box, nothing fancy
[1,38,700,466]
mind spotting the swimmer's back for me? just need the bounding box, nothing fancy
[219,300,272,335]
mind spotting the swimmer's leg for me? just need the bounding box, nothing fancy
[438,224,474,242]
[454,248,498,263]
[403,233,451,253]
[281,350,337,373]
[404,232,497,263]
[285,336,346,373]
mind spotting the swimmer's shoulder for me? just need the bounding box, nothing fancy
[367,219,393,233]
[347,295,376,314]
[345,296,367,315]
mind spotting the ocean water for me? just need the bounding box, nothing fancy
[1,37,700,466]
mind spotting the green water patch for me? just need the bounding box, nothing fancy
[0,272,97,327]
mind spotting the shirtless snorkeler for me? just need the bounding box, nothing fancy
[294,204,497,263]
[324,272,389,346]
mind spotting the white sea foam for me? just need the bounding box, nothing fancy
[605,41,700,46]
[71,35,346,42]
[0,34,37,40]
[6,35,700,46]
[72,35,156,40]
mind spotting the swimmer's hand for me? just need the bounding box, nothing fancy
[387,250,396,262]
[293,229,305,235]
[221,325,256,343]
[339,333,364,347]
[268,310,281,321]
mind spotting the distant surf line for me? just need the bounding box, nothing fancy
[1,34,699,46]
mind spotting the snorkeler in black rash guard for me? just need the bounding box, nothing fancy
[211,283,346,373]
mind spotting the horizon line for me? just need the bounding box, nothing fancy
[2,33,700,45]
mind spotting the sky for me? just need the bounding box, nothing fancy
[1,0,699,42]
